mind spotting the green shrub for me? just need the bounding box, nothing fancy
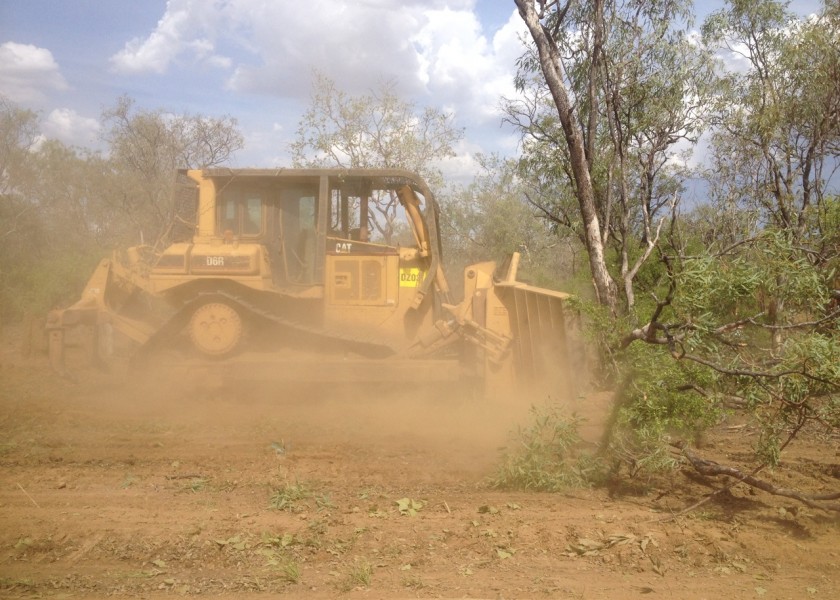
[492,403,602,491]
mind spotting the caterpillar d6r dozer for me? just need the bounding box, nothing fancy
[47,168,575,395]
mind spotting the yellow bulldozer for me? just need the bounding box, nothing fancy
[47,168,574,394]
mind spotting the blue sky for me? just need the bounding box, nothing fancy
[0,1,824,183]
[0,0,528,180]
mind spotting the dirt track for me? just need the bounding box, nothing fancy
[1,338,838,599]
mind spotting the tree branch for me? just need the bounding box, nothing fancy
[675,443,840,512]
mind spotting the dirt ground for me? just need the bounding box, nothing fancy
[1,333,838,600]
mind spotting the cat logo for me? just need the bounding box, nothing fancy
[335,242,353,254]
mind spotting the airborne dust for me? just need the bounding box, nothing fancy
[2,327,839,599]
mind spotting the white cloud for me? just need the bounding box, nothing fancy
[412,7,524,124]
[108,1,525,115]
[110,0,231,74]
[224,0,427,98]
[0,42,68,104]
[438,142,483,185]
[712,40,754,75]
[41,108,101,147]
[105,0,529,171]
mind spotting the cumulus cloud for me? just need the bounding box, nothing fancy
[0,42,68,104]
[223,0,427,98]
[412,7,524,124]
[107,0,526,120]
[41,108,101,147]
[106,0,529,170]
[110,0,231,74]
[222,0,527,125]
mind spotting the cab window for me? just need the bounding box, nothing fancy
[218,191,264,237]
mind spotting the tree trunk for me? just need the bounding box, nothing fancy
[515,0,618,314]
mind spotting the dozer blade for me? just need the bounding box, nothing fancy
[494,281,574,389]
[47,255,157,374]
[448,252,580,397]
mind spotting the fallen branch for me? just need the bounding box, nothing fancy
[674,443,840,513]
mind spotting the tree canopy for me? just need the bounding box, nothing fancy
[0,95,244,322]
[290,72,463,244]
[102,96,244,249]
[510,0,839,509]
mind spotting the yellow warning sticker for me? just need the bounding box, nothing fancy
[399,267,424,287]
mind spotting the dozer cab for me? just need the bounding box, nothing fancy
[48,168,574,394]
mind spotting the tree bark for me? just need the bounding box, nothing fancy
[515,0,618,314]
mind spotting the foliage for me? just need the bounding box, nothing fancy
[291,72,463,243]
[0,102,109,322]
[291,72,462,181]
[511,0,717,315]
[492,403,601,491]
[668,0,840,475]
[277,560,301,584]
[0,94,243,324]
[440,154,573,295]
[2,250,102,319]
[102,95,244,250]
[597,229,838,476]
[269,481,313,512]
[506,1,839,503]
[0,97,38,197]
[702,0,840,249]
[605,345,719,473]
[341,558,372,590]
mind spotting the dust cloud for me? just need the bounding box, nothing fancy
[101,359,569,484]
[12,321,603,485]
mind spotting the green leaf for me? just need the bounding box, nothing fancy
[396,497,423,516]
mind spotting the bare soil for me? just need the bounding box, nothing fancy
[1,333,838,600]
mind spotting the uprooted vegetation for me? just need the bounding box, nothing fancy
[0,353,838,599]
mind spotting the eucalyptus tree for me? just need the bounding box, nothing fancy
[0,100,111,320]
[291,72,463,244]
[512,0,716,316]
[702,0,839,351]
[0,97,39,237]
[507,2,839,511]
[703,0,839,249]
[0,99,41,321]
[610,0,840,508]
[102,96,244,249]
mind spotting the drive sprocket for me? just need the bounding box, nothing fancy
[188,301,243,356]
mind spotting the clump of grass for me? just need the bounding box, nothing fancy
[491,403,601,491]
[279,560,301,584]
[315,492,335,510]
[179,477,207,493]
[0,577,35,590]
[340,558,372,591]
[269,481,312,512]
